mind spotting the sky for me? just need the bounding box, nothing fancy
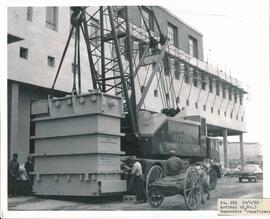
[164,0,270,146]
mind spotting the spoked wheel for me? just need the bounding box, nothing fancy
[183,166,202,210]
[146,165,164,202]
[148,189,164,208]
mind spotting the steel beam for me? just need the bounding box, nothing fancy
[137,40,169,112]
[100,6,106,92]
[81,10,98,90]
[125,6,139,133]
[108,6,138,136]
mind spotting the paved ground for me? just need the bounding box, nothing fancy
[8,177,263,211]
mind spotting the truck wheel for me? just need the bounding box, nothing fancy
[210,168,218,190]
[254,177,257,182]
[239,177,242,183]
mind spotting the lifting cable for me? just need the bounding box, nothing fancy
[154,68,166,109]
[157,65,167,109]
[176,62,186,107]
[50,25,75,96]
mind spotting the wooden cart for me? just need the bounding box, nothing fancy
[146,165,204,210]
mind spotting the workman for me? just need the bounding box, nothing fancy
[25,155,34,192]
[130,155,146,204]
[8,153,20,197]
[166,150,184,176]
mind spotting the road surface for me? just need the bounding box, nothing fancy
[8,177,263,211]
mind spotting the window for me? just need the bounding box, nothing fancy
[141,7,154,31]
[166,93,169,100]
[154,89,158,97]
[170,58,176,76]
[230,112,233,119]
[216,80,220,96]
[209,77,213,93]
[234,91,238,103]
[46,7,58,31]
[186,99,189,106]
[222,84,226,99]
[117,7,125,18]
[188,36,198,58]
[203,105,206,111]
[211,107,214,113]
[70,8,76,37]
[175,60,181,80]
[20,47,28,59]
[228,88,232,100]
[26,7,33,21]
[193,69,198,87]
[167,23,178,47]
[240,94,243,105]
[184,65,190,84]
[164,53,170,75]
[218,109,220,115]
[224,111,227,117]
[139,42,147,60]
[164,54,177,77]
[201,74,206,90]
[195,102,198,109]
[176,97,180,104]
[47,56,55,67]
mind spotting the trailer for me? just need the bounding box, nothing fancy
[146,164,209,210]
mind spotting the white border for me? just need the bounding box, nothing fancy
[1,0,270,219]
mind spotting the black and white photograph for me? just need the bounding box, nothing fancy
[1,0,269,218]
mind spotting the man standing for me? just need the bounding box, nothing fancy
[130,155,146,204]
[25,155,34,193]
[166,150,184,176]
[8,153,20,197]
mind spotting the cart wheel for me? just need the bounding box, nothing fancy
[148,189,164,208]
[183,166,202,210]
[146,165,164,201]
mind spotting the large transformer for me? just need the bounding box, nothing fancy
[30,92,126,196]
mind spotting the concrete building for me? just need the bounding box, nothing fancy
[226,142,263,167]
[7,6,248,166]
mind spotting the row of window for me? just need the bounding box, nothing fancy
[146,86,243,105]
[20,45,243,104]
[26,6,198,59]
[19,47,81,73]
[160,57,243,104]
[140,7,198,58]
[25,7,58,31]
[143,87,244,121]
[20,47,55,67]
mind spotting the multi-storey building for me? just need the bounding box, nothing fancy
[7,6,248,167]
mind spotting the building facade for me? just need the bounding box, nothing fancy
[8,6,248,166]
[227,142,263,167]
